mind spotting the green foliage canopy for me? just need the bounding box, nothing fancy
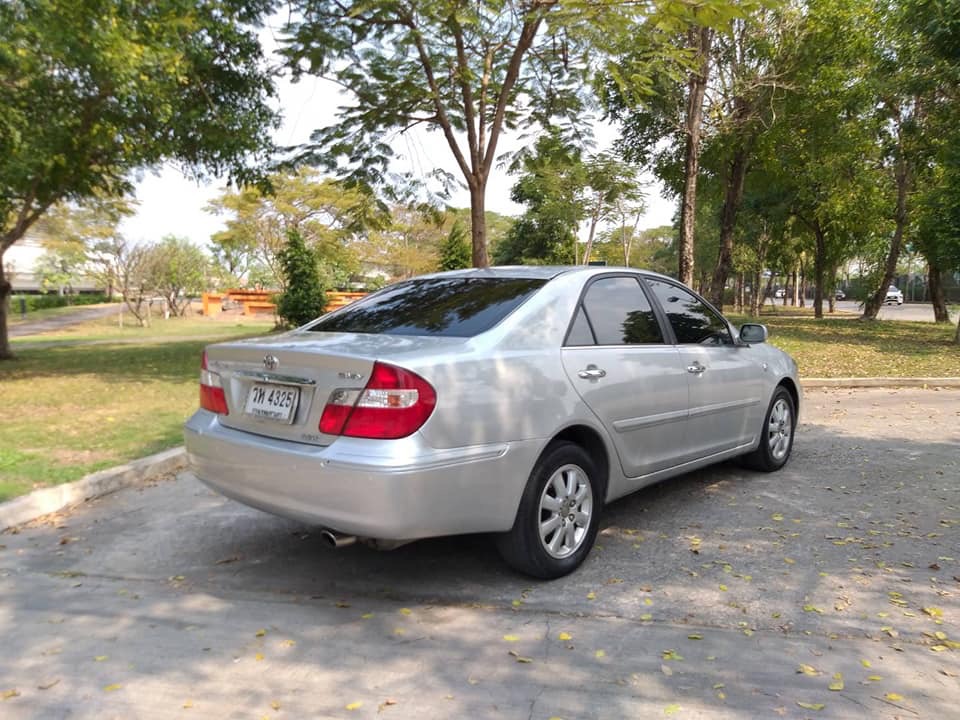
[0,0,278,357]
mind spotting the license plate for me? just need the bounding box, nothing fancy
[244,383,299,423]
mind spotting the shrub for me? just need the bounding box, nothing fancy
[13,293,116,313]
[276,229,326,327]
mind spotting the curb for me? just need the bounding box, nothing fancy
[801,377,960,389]
[0,447,187,531]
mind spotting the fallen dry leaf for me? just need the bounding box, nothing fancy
[796,701,825,711]
[828,672,844,691]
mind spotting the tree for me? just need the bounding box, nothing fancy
[495,130,585,265]
[277,229,326,328]
[904,0,960,341]
[0,0,278,358]
[148,236,209,316]
[89,238,156,327]
[600,4,756,288]
[32,195,136,296]
[281,1,733,270]
[580,154,645,265]
[702,6,804,310]
[438,220,471,271]
[207,168,384,288]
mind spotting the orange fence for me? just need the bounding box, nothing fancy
[325,291,367,311]
[201,289,368,318]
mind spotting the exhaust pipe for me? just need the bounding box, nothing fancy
[320,529,357,548]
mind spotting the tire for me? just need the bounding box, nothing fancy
[496,442,602,579]
[740,386,796,472]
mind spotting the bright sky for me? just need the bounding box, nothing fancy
[119,25,676,249]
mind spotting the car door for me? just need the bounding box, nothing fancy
[561,275,690,478]
[643,277,764,460]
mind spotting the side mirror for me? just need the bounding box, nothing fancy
[739,323,768,344]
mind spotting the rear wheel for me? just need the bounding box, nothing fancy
[741,386,795,472]
[496,442,602,579]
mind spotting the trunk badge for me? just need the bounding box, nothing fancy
[263,354,279,371]
[338,371,363,380]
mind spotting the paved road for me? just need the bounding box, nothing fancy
[8,305,120,338]
[826,300,951,323]
[1,389,958,719]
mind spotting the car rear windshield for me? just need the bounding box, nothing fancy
[308,277,547,337]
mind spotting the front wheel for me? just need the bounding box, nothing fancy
[496,442,602,579]
[740,386,796,472]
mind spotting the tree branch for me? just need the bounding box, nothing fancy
[400,9,475,187]
[482,2,556,179]
[451,17,479,173]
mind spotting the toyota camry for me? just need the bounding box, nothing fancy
[184,267,800,578]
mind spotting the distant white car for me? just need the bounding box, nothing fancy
[774,288,786,298]
[884,286,904,305]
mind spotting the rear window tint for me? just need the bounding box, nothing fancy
[308,277,547,337]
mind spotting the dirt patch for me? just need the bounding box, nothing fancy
[46,448,116,467]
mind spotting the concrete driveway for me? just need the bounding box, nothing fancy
[8,304,120,338]
[1,388,958,719]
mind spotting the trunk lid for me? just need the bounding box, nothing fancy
[205,330,465,446]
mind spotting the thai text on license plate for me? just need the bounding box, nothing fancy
[244,383,299,423]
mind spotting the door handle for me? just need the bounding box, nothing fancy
[578,365,607,379]
[687,361,706,374]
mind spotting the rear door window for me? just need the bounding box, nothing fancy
[571,276,664,345]
[308,277,547,337]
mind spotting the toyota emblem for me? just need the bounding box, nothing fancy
[263,354,279,371]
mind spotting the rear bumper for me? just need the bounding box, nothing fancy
[184,410,542,540]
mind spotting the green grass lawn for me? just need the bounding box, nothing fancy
[731,309,959,378]
[0,315,274,502]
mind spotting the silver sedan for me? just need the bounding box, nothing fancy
[184,267,800,578]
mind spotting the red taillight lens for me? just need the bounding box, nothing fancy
[199,350,229,415]
[319,361,436,440]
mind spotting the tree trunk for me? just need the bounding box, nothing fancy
[0,255,12,360]
[813,226,825,319]
[582,197,602,265]
[862,125,909,320]
[708,145,750,310]
[468,184,489,268]
[928,263,950,323]
[757,272,773,317]
[790,269,798,306]
[678,26,712,288]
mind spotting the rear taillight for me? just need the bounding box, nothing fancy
[319,361,436,439]
[199,350,229,415]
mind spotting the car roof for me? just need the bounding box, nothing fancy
[420,265,673,282]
